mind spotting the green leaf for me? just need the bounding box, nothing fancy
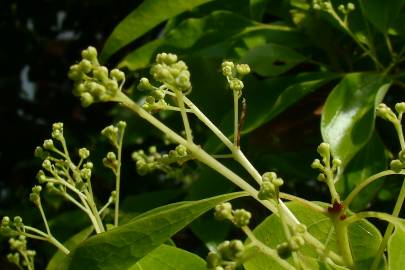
[46,227,94,270]
[244,202,383,270]
[128,244,206,270]
[358,0,405,33]
[100,0,213,61]
[388,226,405,270]
[321,73,391,170]
[339,133,388,211]
[240,43,306,76]
[68,192,245,270]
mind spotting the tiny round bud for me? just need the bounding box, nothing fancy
[395,102,405,114]
[317,143,330,157]
[43,139,54,150]
[338,4,345,13]
[236,64,250,76]
[42,159,52,171]
[14,216,23,225]
[311,159,322,169]
[332,158,342,167]
[138,78,155,91]
[34,146,48,159]
[233,209,251,227]
[399,150,405,162]
[222,61,235,77]
[214,202,233,220]
[176,145,188,157]
[390,159,403,173]
[258,181,276,200]
[79,59,92,73]
[81,46,98,62]
[347,3,355,11]
[229,78,244,92]
[78,148,90,159]
[206,252,221,268]
[83,161,93,169]
[110,69,125,82]
[32,185,42,194]
[273,177,284,187]
[118,121,127,130]
[81,168,92,179]
[262,172,277,182]
[2,216,10,225]
[317,173,326,182]
[80,93,94,107]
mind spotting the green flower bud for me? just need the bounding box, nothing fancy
[317,173,326,182]
[258,181,276,200]
[175,145,188,157]
[347,2,355,11]
[102,125,118,144]
[2,216,10,226]
[376,103,397,123]
[34,146,48,159]
[289,235,305,251]
[43,139,54,150]
[229,239,245,258]
[214,202,233,220]
[222,61,235,77]
[332,158,342,168]
[81,168,92,179]
[262,172,277,182]
[78,148,90,159]
[317,143,330,157]
[273,177,284,187]
[42,159,52,171]
[78,59,92,73]
[156,52,178,65]
[93,66,109,82]
[83,161,94,169]
[138,78,156,91]
[136,160,148,175]
[68,64,81,80]
[395,102,405,114]
[53,122,63,131]
[118,120,127,131]
[32,185,42,194]
[206,252,221,268]
[233,209,251,227]
[13,216,23,226]
[390,159,403,173]
[110,69,125,82]
[311,159,322,169]
[81,46,98,63]
[229,78,244,92]
[29,193,40,204]
[399,150,405,162]
[236,64,250,76]
[338,4,345,13]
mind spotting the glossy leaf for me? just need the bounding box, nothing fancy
[244,202,383,270]
[128,244,206,270]
[339,133,388,211]
[240,43,306,76]
[100,0,213,61]
[321,73,390,170]
[388,226,405,270]
[46,227,94,270]
[68,192,244,270]
[358,0,405,33]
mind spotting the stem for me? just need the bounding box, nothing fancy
[371,177,405,270]
[333,218,354,267]
[175,90,193,143]
[384,34,395,61]
[279,193,328,214]
[36,200,51,235]
[233,91,239,146]
[394,121,405,150]
[242,226,296,270]
[343,211,405,227]
[114,127,125,227]
[21,252,34,270]
[24,226,49,238]
[344,170,402,208]
[83,190,105,232]
[99,198,113,215]
[48,235,70,255]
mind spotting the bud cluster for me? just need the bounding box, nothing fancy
[101,121,127,149]
[258,172,284,200]
[312,0,332,12]
[390,149,405,173]
[132,144,191,176]
[68,46,126,107]
[206,239,246,270]
[337,2,355,15]
[1,216,24,236]
[221,61,250,95]
[148,53,192,93]
[311,143,341,183]
[214,202,252,228]
[138,77,169,113]
[6,235,36,270]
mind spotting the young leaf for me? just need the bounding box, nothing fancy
[388,226,405,270]
[68,192,245,270]
[128,244,206,270]
[321,73,391,171]
[100,0,213,61]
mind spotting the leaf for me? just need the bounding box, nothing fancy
[46,227,94,270]
[338,133,388,211]
[388,226,405,270]
[100,0,213,61]
[128,244,206,270]
[321,73,391,170]
[68,192,245,270]
[358,0,405,33]
[244,202,383,270]
[240,43,306,76]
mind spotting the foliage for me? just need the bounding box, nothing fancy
[2,0,405,270]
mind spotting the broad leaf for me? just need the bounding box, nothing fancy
[240,43,306,76]
[339,133,388,211]
[244,202,383,270]
[358,0,405,33]
[68,192,244,270]
[46,227,94,270]
[100,0,213,61]
[321,73,390,170]
[128,244,206,270]
[388,226,405,270]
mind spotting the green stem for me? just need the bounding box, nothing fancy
[36,200,51,235]
[242,226,296,270]
[233,91,239,146]
[21,251,34,270]
[344,170,402,208]
[175,90,193,143]
[280,193,328,214]
[48,235,70,255]
[394,121,405,150]
[371,177,405,270]
[83,190,105,232]
[114,128,125,227]
[333,218,354,267]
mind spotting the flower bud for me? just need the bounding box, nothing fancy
[222,61,235,77]
[390,159,403,173]
[43,139,54,150]
[317,173,326,182]
[78,148,90,159]
[258,181,276,200]
[236,64,250,76]
[399,150,405,162]
[42,159,52,171]
[347,3,355,11]
[78,59,92,73]
[376,103,397,123]
[262,172,277,182]
[214,202,233,220]
[311,159,322,169]
[32,185,42,194]
[206,252,221,268]
[229,78,244,92]
[317,143,330,157]
[110,69,125,82]
[233,209,251,227]
[395,102,405,114]
[81,46,98,63]
[175,145,188,157]
[34,146,48,159]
